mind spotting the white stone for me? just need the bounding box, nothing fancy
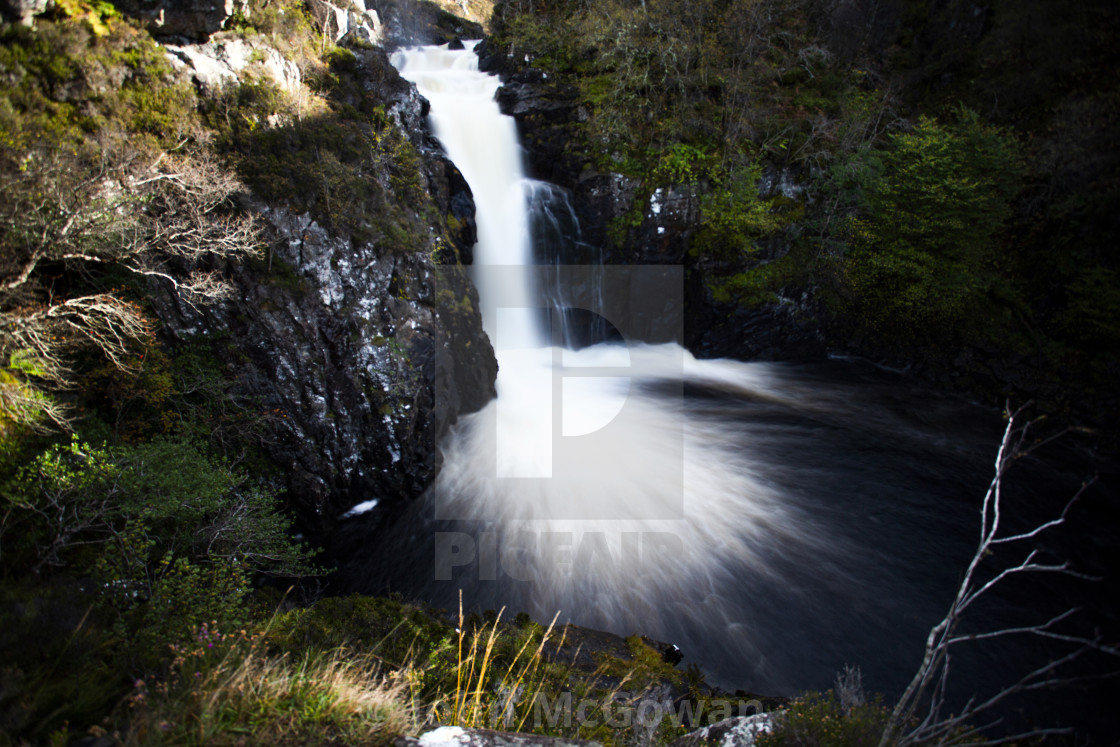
[164,37,302,96]
[419,727,468,747]
[690,714,774,747]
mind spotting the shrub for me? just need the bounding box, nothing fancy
[2,437,318,578]
[1,436,318,668]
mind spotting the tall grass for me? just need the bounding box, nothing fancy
[122,623,411,746]
[115,595,674,745]
[441,594,566,730]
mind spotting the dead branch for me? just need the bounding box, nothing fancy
[0,141,262,429]
[878,404,1118,746]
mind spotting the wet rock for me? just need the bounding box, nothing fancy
[489,71,581,186]
[572,169,640,260]
[659,640,684,666]
[369,0,483,51]
[150,207,494,533]
[687,276,826,362]
[624,183,703,265]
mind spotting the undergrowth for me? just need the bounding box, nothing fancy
[120,623,410,746]
[69,592,695,746]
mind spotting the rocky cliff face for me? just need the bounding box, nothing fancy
[152,209,495,533]
[144,15,495,534]
[90,0,481,46]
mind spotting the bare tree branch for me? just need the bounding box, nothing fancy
[878,404,1119,746]
[0,140,262,429]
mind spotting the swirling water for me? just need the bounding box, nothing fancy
[368,42,1120,739]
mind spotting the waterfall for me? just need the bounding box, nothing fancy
[391,43,831,684]
[382,44,1116,732]
[392,42,543,349]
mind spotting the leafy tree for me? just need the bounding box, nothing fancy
[693,162,782,262]
[842,110,1025,338]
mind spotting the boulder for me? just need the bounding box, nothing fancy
[308,0,384,46]
[669,714,775,747]
[368,0,483,50]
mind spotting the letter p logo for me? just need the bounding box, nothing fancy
[436,265,685,521]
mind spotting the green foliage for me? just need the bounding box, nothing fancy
[1,434,319,688]
[191,1,438,252]
[840,110,1025,338]
[491,0,864,315]
[203,77,428,249]
[53,0,119,36]
[226,0,318,64]
[0,354,62,436]
[492,0,863,167]
[692,164,783,261]
[3,437,318,579]
[651,143,719,185]
[757,691,890,747]
[711,254,800,307]
[94,521,252,648]
[0,20,200,151]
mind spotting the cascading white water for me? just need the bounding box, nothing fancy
[392,42,543,349]
[391,42,831,669]
[383,47,1117,730]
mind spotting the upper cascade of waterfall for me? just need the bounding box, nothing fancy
[391,42,543,349]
